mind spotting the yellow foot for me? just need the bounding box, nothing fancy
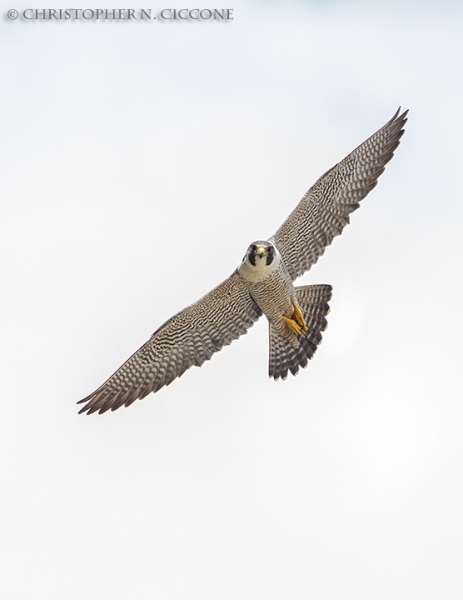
[292,302,308,333]
[282,316,304,337]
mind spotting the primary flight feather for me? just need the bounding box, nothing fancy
[78,108,408,415]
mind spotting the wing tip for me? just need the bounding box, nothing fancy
[391,106,409,131]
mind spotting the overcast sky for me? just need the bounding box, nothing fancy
[1,1,463,598]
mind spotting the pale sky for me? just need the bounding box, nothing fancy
[1,1,462,598]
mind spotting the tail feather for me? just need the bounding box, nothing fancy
[269,284,332,381]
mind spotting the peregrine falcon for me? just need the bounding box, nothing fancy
[78,108,407,415]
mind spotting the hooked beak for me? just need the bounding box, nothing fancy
[256,246,267,259]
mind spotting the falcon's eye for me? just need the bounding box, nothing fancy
[249,245,257,266]
[266,246,274,266]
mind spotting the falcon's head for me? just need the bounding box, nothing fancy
[239,240,280,282]
[245,241,276,267]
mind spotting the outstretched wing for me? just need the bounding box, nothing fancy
[78,272,262,415]
[270,108,408,281]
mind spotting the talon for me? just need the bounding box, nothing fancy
[292,302,308,332]
[282,316,303,337]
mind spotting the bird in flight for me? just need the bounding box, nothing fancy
[78,108,407,415]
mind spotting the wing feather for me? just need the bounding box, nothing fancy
[78,271,262,414]
[270,108,408,280]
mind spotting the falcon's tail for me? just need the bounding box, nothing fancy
[268,284,332,380]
